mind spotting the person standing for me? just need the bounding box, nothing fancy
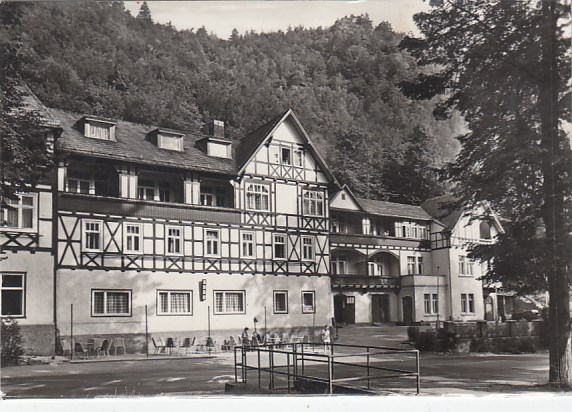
[241,327,250,345]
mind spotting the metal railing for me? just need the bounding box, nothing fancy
[233,342,420,395]
[330,275,401,288]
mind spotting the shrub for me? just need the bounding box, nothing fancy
[413,329,438,351]
[1,317,25,366]
[407,326,420,341]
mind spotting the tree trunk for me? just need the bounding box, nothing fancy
[539,0,571,389]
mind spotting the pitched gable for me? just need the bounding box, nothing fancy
[237,110,338,185]
[330,185,364,211]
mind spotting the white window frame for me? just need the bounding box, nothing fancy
[424,293,438,315]
[293,149,303,167]
[301,291,316,314]
[1,273,25,317]
[246,183,270,211]
[83,219,103,252]
[461,293,476,314]
[281,147,292,165]
[407,256,416,275]
[158,133,183,151]
[417,257,424,275]
[302,190,324,217]
[67,171,92,194]
[459,256,474,276]
[137,178,156,201]
[214,290,246,314]
[331,254,347,275]
[166,226,183,256]
[273,290,288,314]
[273,234,287,260]
[124,223,143,254]
[85,120,115,141]
[157,290,192,316]
[205,229,220,257]
[91,289,131,317]
[301,236,315,261]
[368,255,383,276]
[241,231,255,258]
[432,293,438,314]
[1,193,37,231]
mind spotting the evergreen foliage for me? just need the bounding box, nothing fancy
[0,2,464,204]
[403,0,571,387]
[1,318,25,366]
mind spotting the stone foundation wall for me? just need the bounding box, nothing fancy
[20,324,56,356]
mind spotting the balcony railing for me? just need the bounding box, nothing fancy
[58,193,242,224]
[330,233,430,249]
[330,274,401,289]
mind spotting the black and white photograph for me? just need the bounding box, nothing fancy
[0,0,571,407]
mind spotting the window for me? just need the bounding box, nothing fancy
[137,179,155,201]
[92,290,131,316]
[214,291,245,314]
[158,290,192,315]
[331,215,347,234]
[85,120,114,141]
[417,257,424,275]
[2,194,35,230]
[368,255,383,276]
[124,223,142,253]
[424,293,438,315]
[459,256,473,276]
[461,293,475,314]
[274,291,288,314]
[1,274,25,317]
[166,226,182,255]
[246,184,269,211]
[293,149,303,167]
[302,236,314,261]
[480,221,491,239]
[273,234,286,259]
[158,182,171,202]
[205,230,220,256]
[83,220,102,251]
[158,133,183,151]
[331,254,347,275]
[241,232,255,258]
[302,190,324,216]
[407,256,416,275]
[200,187,214,206]
[302,291,316,314]
[281,147,291,165]
[67,171,91,194]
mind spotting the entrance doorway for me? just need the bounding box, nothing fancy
[333,294,356,325]
[372,295,390,323]
[402,296,413,325]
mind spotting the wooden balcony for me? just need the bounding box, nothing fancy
[58,193,242,224]
[330,233,430,250]
[330,274,401,289]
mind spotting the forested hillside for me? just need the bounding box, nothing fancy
[0,1,464,204]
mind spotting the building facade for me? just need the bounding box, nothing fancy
[2,98,508,355]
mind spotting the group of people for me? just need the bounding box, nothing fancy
[240,324,332,352]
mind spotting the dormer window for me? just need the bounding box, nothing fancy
[157,131,184,151]
[84,118,116,141]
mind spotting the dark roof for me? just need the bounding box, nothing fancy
[421,194,462,229]
[236,111,288,169]
[357,197,433,221]
[50,108,236,175]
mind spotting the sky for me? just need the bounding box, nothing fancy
[123,1,430,39]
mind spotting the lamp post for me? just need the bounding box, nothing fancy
[436,266,440,329]
[253,317,258,334]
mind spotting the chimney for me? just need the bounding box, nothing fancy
[213,120,225,139]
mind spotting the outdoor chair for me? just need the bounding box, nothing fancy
[229,336,238,349]
[100,339,111,357]
[179,337,194,355]
[236,335,244,346]
[151,337,166,355]
[60,339,72,356]
[166,337,177,355]
[73,341,89,359]
[92,338,104,357]
[113,337,126,355]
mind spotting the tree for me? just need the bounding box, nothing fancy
[402,0,571,388]
[136,1,152,23]
[0,3,55,202]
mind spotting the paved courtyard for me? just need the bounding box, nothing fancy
[0,324,557,398]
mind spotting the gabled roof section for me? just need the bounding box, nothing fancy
[421,194,504,233]
[50,107,236,175]
[421,195,461,229]
[358,197,433,221]
[17,84,61,128]
[237,109,339,185]
[330,185,365,212]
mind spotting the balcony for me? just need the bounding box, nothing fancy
[400,274,447,288]
[330,233,430,250]
[330,274,401,289]
[58,193,242,224]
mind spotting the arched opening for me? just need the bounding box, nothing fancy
[367,251,400,277]
[479,221,491,239]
